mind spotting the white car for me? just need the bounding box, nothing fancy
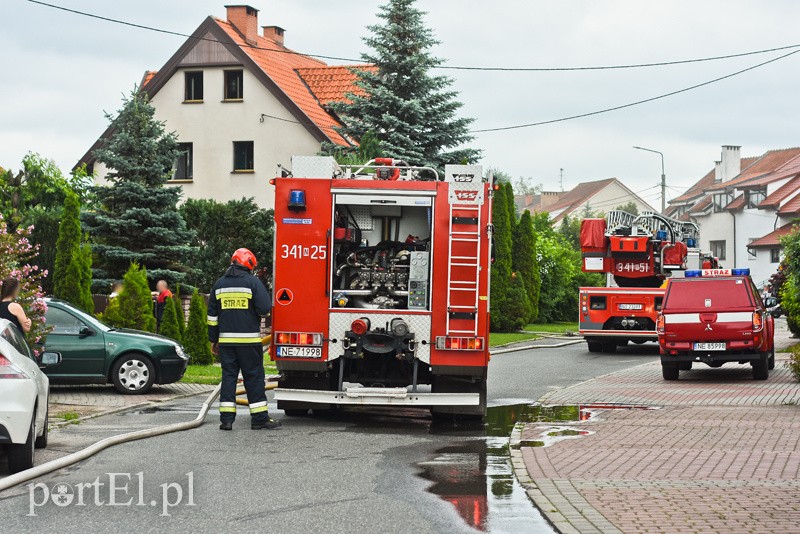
[0,319,60,474]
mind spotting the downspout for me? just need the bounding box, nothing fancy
[731,211,736,267]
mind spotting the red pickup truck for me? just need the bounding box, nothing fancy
[657,268,774,381]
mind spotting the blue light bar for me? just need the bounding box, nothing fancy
[684,270,702,277]
[731,268,750,276]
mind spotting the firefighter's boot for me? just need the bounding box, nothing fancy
[251,417,282,430]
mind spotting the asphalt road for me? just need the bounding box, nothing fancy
[0,341,658,533]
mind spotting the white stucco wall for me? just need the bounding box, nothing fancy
[693,210,735,265]
[94,66,323,208]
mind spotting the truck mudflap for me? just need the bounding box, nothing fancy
[275,387,480,406]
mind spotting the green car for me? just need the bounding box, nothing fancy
[42,299,189,394]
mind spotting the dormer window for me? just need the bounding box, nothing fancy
[712,192,733,213]
[746,188,766,209]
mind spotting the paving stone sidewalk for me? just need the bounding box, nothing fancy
[49,383,214,423]
[515,348,800,533]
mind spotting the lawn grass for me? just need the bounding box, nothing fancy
[523,322,579,334]
[489,331,540,347]
[181,353,278,385]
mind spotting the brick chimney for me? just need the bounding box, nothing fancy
[226,5,259,45]
[262,25,285,45]
[719,145,741,183]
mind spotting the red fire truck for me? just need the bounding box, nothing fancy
[270,156,492,417]
[578,210,714,353]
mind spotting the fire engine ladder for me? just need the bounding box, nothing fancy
[445,202,482,337]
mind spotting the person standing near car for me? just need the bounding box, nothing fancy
[208,248,280,431]
[0,278,32,333]
[154,280,173,332]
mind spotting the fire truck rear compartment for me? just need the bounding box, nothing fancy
[331,199,432,311]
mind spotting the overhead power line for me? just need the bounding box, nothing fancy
[25,0,800,73]
[471,48,800,133]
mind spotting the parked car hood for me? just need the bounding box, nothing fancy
[108,328,180,346]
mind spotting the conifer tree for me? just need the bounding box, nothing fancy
[159,296,182,343]
[83,89,196,289]
[53,191,93,312]
[172,288,186,340]
[513,210,541,323]
[330,0,479,169]
[490,185,531,331]
[184,289,212,365]
[113,263,156,332]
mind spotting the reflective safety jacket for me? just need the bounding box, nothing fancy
[207,264,271,345]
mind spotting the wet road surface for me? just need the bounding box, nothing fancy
[0,342,658,533]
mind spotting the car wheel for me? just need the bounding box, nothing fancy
[35,403,48,449]
[587,341,603,353]
[112,355,155,394]
[679,361,692,371]
[602,342,617,354]
[8,416,35,474]
[662,362,679,381]
[768,349,775,370]
[752,355,769,380]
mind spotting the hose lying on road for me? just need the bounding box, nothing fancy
[0,383,222,492]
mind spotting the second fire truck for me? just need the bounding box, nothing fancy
[269,156,492,417]
[578,210,716,352]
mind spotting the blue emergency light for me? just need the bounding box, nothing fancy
[288,189,306,211]
[731,268,750,276]
[685,268,750,278]
[686,238,696,248]
[685,270,702,277]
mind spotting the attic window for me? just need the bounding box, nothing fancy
[184,71,203,102]
[224,70,244,100]
[712,192,733,213]
[746,188,766,209]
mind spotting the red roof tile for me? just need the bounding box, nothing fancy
[215,18,354,146]
[670,167,717,204]
[296,65,374,106]
[140,70,157,88]
[779,192,800,215]
[741,153,800,190]
[547,178,617,221]
[725,194,746,211]
[747,223,798,248]
[687,195,712,214]
[759,175,800,208]
[706,148,800,191]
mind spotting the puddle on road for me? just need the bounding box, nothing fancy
[416,404,594,533]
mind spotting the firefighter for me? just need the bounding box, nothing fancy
[208,248,281,430]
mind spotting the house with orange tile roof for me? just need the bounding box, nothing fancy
[665,145,800,286]
[515,178,656,224]
[78,5,362,208]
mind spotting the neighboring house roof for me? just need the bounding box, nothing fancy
[747,223,798,248]
[296,65,373,106]
[687,195,712,214]
[705,148,800,192]
[546,178,616,218]
[759,175,800,208]
[779,192,800,215]
[670,168,717,204]
[725,194,746,212]
[214,18,351,145]
[78,14,359,168]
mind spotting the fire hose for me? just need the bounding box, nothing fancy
[0,336,278,492]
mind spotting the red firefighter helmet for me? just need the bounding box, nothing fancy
[231,248,257,271]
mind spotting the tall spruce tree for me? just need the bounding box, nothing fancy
[513,210,541,323]
[330,0,479,169]
[84,89,196,289]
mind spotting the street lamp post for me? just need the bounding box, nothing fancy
[633,146,666,213]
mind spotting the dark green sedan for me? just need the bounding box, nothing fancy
[42,299,189,394]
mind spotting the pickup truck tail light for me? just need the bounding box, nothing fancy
[0,353,26,379]
[752,311,763,332]
[656,313,665,335]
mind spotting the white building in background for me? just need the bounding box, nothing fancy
[79,5,360,208]
[667,145,800,286]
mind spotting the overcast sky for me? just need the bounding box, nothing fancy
[4,0,800,208]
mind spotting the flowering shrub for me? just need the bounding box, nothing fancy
[0,214,48,347]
